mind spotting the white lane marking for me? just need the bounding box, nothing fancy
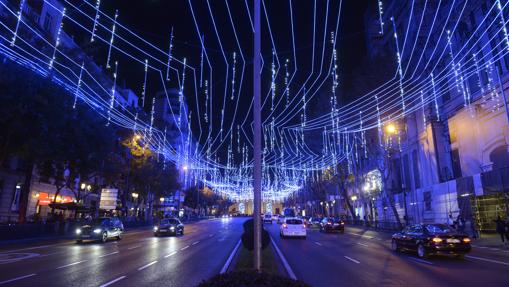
[407,257,433,265]
[478,246,488,249]
[344,256,360,264]
[99,251,119,258]
[220,239,241,274]
[270,237,297,280]
[192,241,200,245]
[0,273,36,285]
[466,255,509,266]
[56,260,87,269]
[164,251,178,258]
[137,260,158,271]
[180,246,190,251]
[314,242,323,246]
[127,245,141,250]
[99,276,126,287]
[357,243,369,247]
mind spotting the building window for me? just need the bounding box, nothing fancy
[412,150,421,189]
[43,13,53,32]
[424,191,432,211]
[451,149,462,179]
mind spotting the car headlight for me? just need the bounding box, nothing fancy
[93,228,102,234]
[76,228,82,235]
[154,226,158,231]
[170,226,175,230]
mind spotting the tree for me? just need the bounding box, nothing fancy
[0,59,118,222]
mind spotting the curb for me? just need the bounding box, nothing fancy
[220,239,241,274]
[270,236,297,280]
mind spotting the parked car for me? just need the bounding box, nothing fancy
[154,218,184,236]
[391,224,472,258]
[320,217,345,233]
[277,215,286,224]
[75,217,124,243]
[280,218,306,239]
[263,214,273,224]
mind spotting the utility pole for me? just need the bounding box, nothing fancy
[253,0,262,271]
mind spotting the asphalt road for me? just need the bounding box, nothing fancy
[0,217,244,287]
[266,223,509,287]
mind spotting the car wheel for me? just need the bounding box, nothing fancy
[154,232,159,237]
[455,254,465,260]
[101,232,108,243]
[181,229,184,235]
[417,244,428,258]
[391,239,400,252]
[117,233,122,241]
[76,240,82,244]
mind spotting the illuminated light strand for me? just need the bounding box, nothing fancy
[391,16,405,116]
[49,7,66,70]
[271,49,276,111]
[377,0,384,35]
[200,34,204,87]
[237,124,240,153]
[149,97,155,137]
[446,30,461,94]
[457,62,470,107]
[73,61,85,109]
[231,51,236,100]
[420,90,426,128]
[10,0,25,46]
[473,53,485,94]
[430,73,440,121]
[106,61,118,126]
[284,58,289,108]
[106,9,118,69]
[497,0,509,51]
[90,0,101,42]
[141,59,148,107]
[204,79,209,123]
[166,27,174,81]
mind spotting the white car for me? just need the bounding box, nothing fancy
[280,218,306,239]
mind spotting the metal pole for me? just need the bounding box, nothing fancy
[253,0,262,271]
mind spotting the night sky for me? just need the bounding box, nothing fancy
[65,0,370,155]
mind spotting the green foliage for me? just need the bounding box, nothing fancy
[241,219,270,251]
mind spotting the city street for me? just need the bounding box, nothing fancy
[0,218,243,287]
[266,224,509,287]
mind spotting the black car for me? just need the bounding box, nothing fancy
[76,217,124,243]
[320,217,345,233]
[154,218,184,236]
[391,224,472,258]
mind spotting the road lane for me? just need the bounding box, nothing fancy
[267,223,509,287]
[0,218,245,287]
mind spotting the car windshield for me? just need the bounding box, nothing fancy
[84,218,108,225]
[264,215,271,218]
[161,219,179,225]
[286,219,303,225]
[425,224,453,234]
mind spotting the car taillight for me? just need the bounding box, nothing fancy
[282,224,288,229]
[340,222,345,225]
[432,237,443,244]
[463,237,471,243]
[327,222,332,225]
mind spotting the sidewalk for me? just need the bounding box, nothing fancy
[344,225,509,250]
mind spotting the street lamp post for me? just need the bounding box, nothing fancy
[252,0,262,271]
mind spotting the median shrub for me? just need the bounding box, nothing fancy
[241,219,270,250]
[197,271,310,287]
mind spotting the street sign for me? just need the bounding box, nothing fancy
[99,188,118,210]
